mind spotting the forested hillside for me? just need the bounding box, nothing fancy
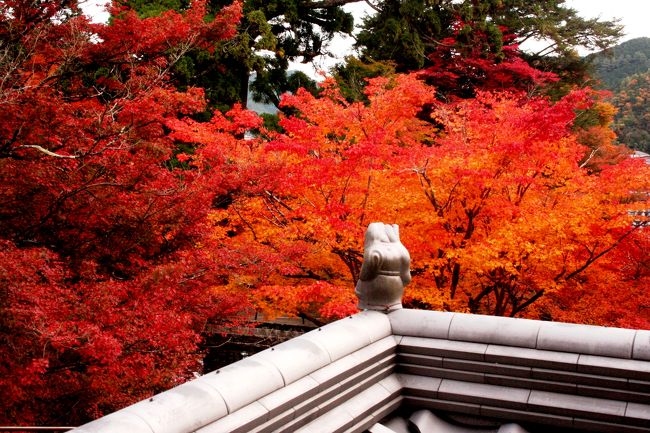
[590,37,650,90]
[614,71,650,152]
[589,37,650,151]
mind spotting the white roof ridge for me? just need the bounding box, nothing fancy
[72,309,650,433]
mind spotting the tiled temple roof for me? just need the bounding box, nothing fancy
[71,224,650,433]
[72,309,650,433]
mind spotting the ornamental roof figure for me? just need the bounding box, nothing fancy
[355,223,411,312]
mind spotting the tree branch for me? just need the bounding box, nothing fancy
[510,289,545,317]
[364,0,381,13]
[17,145,78,159]
[564,226,640,282]
[305,0,362,8]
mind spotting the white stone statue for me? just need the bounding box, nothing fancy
[355,222,411,311]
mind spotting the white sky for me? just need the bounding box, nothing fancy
[566,0,650,43]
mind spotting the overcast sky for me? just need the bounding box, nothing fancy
[566,0,650,42]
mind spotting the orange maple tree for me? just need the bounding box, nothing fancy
[406,90,649,317]
[207,74,437,323]
[210,75,650,323]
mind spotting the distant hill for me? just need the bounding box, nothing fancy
[587,38,650,153]
[589,37,650,90]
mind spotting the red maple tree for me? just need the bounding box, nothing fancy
[0,0,252,425]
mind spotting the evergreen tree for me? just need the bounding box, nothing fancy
[123,0,355,108]
[121,0,622,105]
[338,0,622,99]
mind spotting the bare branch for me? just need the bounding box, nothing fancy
[18,145,78,159]
[364,0,381,13]
[579,147,600,169]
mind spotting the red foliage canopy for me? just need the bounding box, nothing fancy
[0,0,251,425]
[422,20,557,98]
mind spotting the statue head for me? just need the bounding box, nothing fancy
[364,222,399,245]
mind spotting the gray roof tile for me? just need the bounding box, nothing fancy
[396,373,442,398]
[196,357,284,413]
[530,367,628,388]
[253,336,331,385]
[247,406,296,433]
[389,309,453,338]
[438,379,530,410]
[120,381,229,433]
[299,311,391,362]
[256,376,319,417]
[337,381,394,419]
[484,373,576,394]
[340,396,404,433]
[633,330,650,361]
[294,405,355,433]
[400,337,487,361]
[311,353,394,398]
[403,396,482,416]
[378,373,403,396]
[536,321,636,358]
[576,384,650,404]
[484,344,578,371]
[296,380,399,433]
[72,412,155,433]
[625,402,650,425]
[397,352,443,368]
[194,401,268,433]
[279,405,320,432]
[442,359,531,378]
[400,364,485,383]
[448,314,540,348]
[527,390,627,421]
[573,418,650,433]
[479,406,573,429]
[577,354,650,380]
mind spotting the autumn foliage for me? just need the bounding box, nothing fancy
[1,0,649,427]
[214,76,649,325]
[1,0,249,425]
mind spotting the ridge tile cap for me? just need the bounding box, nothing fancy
[253,336,331,385]
[121,380,229,433]
[537,321,636,359]
[633,330,650,361]
[388,309,454,339]
[70,411,155,433]
[295,310,391,362]
[448,313,541,348]
[196,357,284,413]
